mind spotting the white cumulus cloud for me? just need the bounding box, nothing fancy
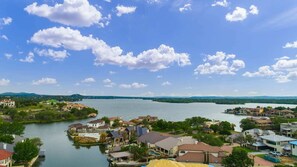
[32,77,57,85]
[119,82,147,89]
[34,48,69,61]
[243,56,297,83]
[103,78,116,87]
[226,5,259,22]
[4,53,12,60]
[0,79,10,86]
[194,51,245,75]
[162,81,171,86]
[0,17,12,25]
[20,52,34,63]
[116,5,137,17]
[211,0,229,7]
[283,41,297,48]
[81,77,96,83]
[24,0,102,27]
[1,35,8,40]
[30,27,191,71]
[179,3,191,13]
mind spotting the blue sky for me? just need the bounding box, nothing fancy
[1,0,297,96]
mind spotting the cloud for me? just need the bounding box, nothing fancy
[34,48,69,61]
[24,0,102,27]
[109,71,116,75]
[30,27,191,71]
[283,41,297,48]
[1,35,8,40]
[211,0,229,7]
[103,78,116,87]
[249,5,259,15]
[4,53,12,60]
[104,0,111,2]
[243,66,276,77]
[225,5,259,22]
[0,79,10,86]
[147,0,163,4]
[243,56,297,83]
[116,5,137,17]
[0,17,12,26]
[81,77,96,83]
[156,75,162,79]
[119,82,147,89]
[32,77,57,85]
[20,52,34,63]
[194,51,245,75]
[162,81,171,86]
[179,3,191,13]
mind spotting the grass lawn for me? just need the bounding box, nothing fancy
[256,154,266,159]
[234,146,255,153]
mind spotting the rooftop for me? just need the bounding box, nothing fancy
[137,132,168,144]
[110,151,131,158]
[178,142,223,152]
[260,135,296,142]
[0,150,13,160]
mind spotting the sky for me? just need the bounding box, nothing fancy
[1,0,297,96]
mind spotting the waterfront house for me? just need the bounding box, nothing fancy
[204,120,220,128]
[108,117,123,126]
[0,99,15,108]
[281,122,297,137]
[260,135,296,152]
[62,102,87,112]
[0,135,26,152]
[154,136,197,156]
[68,123,83,131]
[136,126,149,137]
[249,117,272,129]
[137,115,158,123]
[109,151,132,162]
[137,132,168,148]
[0,150,13,167]
[270,109,295,116]
[176,142,226,164]
[87,119,105,128]
[109,131,124,144]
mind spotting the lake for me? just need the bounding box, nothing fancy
[24,99,296,167]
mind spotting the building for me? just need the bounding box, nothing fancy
[62,102,87,112]
[154,136,197,156]
[137,132,168,148]
[87,119,105,128]
[0,150,13,167]
[176,142,226,164]
[290,141,297,156]
[0,99,15,108]
[280,122,297,137]
[260,135,296,152]
[136,126,149,137]
[242,128,275,150]
[137,115,158,123]
[249,117,272,129]
[108,117,123,126]
[204,120,220,128]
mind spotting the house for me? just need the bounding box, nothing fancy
[136,126,149,137]
[204,120,220,128]
[0,150,13,167]
[242,128,275,150]
[109,151,132,162]
[137,115,158,123]
[281,122,297,137]
[68,123,83,131]
[137,132,168,148]
[108,117,123,126]
[154,136,197,156]
[0,135,26,152]
[260,135,296,152]
[0,99,15,108]
[290,141,297,156]
[62,102,87,112]
[109,131,124,144]
[270,109,294,116]
[249,117,272,129]
[176,142,226,164]
[87,119,105,128]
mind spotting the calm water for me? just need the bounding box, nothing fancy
[24,99,296,167]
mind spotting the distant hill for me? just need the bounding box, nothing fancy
[0,92,40,97]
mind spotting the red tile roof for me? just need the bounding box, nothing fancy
[176,152,205,163]
[178,142,223,152]
[0,150,12,160]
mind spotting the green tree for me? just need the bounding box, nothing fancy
[240,119,257,132]
[13,139,39,164]
[210,124,219,133]
[222,147,254,167]
[101,117,110,124]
